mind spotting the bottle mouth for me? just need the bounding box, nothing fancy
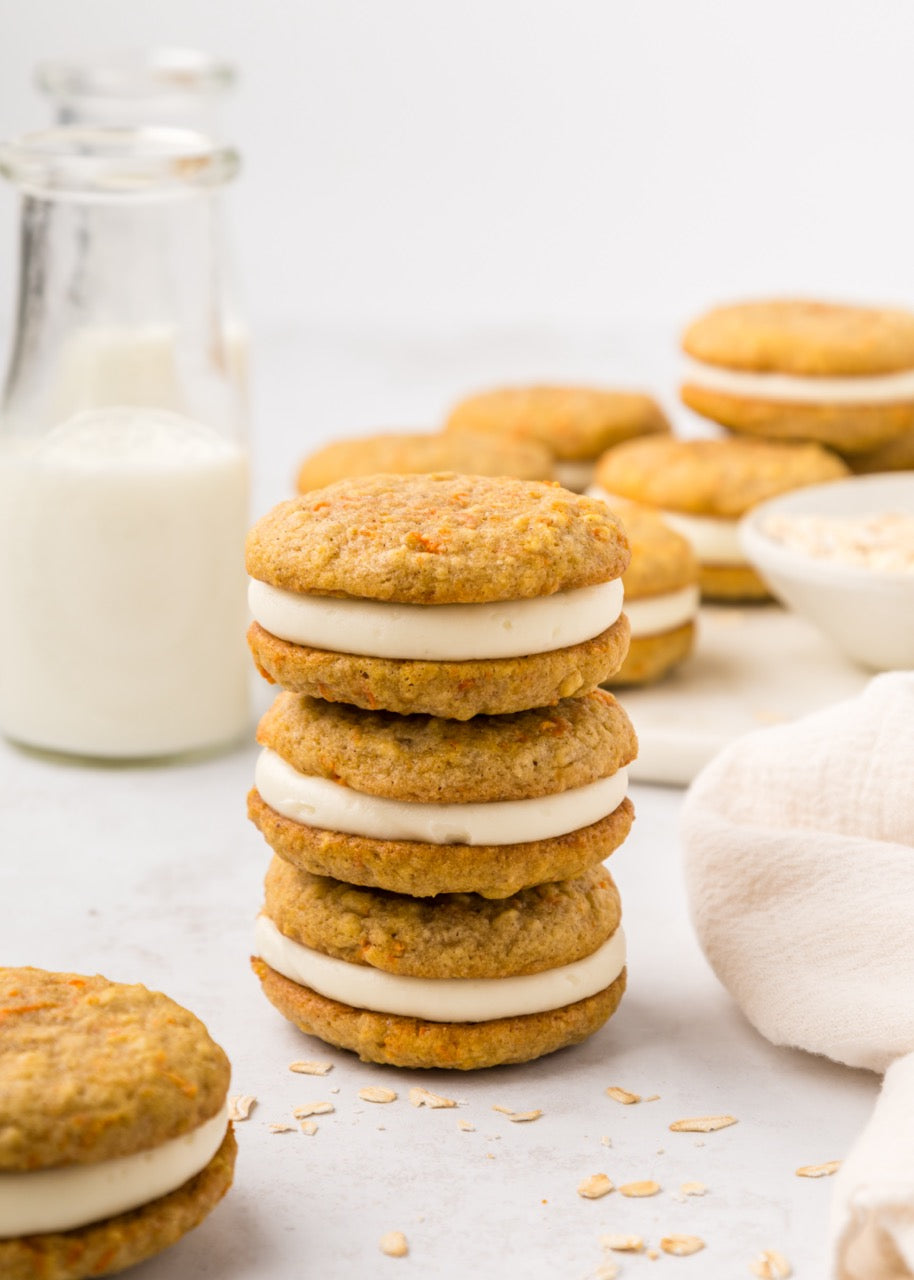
[35,48,236,101]
[0,126,239,198]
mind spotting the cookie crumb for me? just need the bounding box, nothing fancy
[796,1161,840,1178]
[619,1180,661,1198]
[379,1231,408,1258]
[661,1234,705,1256]
[289,1060,333,1076]
[750,1249,792,1278]
[492,1105,542,1123]
[669,1115,737,1133]
[606,1086,641,1104]
[293,1101,334,1119]
[228,1094,256,1121]
[299,1119,318,1136]
[410,1086,456,1109]
[578,1173,614,1200]
[359,1087,398,1104]
[647,1248,660,1260]
[600,1233,643,1252]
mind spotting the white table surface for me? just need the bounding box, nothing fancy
[0,326,879,1278]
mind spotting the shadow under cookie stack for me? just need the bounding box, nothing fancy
[244,473,638,1070]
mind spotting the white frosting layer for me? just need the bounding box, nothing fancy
[682,356,914,404]
[249,577,623,661]
[255,914,626,1021]
[624,584,700,637]
[555,459,597,491]
[255,748,629,845]
[590,485,745,566]
[0,1105,229,1238]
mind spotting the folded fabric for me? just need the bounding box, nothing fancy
[680,672,914,1279]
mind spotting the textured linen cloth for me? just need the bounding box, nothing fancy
[680,672,914,1279]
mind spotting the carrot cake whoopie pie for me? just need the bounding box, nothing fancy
[0,967,235,1280]
[681,299,914,454]
[445,385,670,491]
[245,473,632,719]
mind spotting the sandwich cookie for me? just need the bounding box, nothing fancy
[846,428,914,474]
[246,473,631,719]
[296,430,555,491]
[592,499,699,685]
[248,687,636,898]
[0,968,235,1280]
[681,299,914,454]
[444,385,670,491]
[252,857,627,1069]
[594,436,849,601]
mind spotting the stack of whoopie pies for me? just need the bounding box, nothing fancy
[244,472,638,1070]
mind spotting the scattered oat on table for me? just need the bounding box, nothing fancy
[409,1086,457,1109]
[379,1231,408,1258]
[268,1122,295,1134]
[661,1234,705,1257]
[669,1115,737,1133]
[606,1086,641,1104]
[492,1105,543,1123]
[289,1059,333,1076]
[578,1173,614,1200]
[600,1233,644,1253]
[293,1101,334,1119]
[680,1180,707,1197]
[646,1248,660,1260]
[600,1135,613,1147]
[227,1094,256,1122]
[619,1180,661,1198]
[750,1248,792,1278]
[643,1094,660,1102]
[458,1119,476,1133]
[593,1263,619,1280]
[299,1119,318,1136]
[359,1086,398,1104]
[796,1160,840,1178]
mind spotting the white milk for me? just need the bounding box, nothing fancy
[0,409,250,758]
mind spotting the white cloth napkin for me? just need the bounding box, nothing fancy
[680,672,914,1279]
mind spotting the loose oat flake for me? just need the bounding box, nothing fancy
[492,1106,542,1123]
[293,1101,334,1119]
[268,1122,295,1134]
[669,1115,737,1133]
[600,1135,613,1147]
[359,1087,398,1104]
[379,1231,408,1258]
[578,1173,614,1200]
[227,1094,256,1122]
[750,1249,792,1278]
[619,1180,661,1198]
[299,1119,318,1136]
[680,1181,707,1197]
[600,1233,644,1252]
[458,1119,476,1132]
[606,1086,641,1104]
[409,1087,457,1109]
[289,1060,333,1076]
[661,1234,705,1257]
[796,1161,840,1178]
[593,1263,619,1280]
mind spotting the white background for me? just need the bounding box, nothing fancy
[1,0,914,332]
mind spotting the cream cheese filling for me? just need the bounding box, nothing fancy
[255,914,626,1021]
[0,1104,229,1239]
[248,577,624,660]
[682,356,914,404]
[589,485,746,566]
[624,584,700,637]
[255,748,629,845]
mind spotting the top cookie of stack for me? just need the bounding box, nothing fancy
[246,472,631,720]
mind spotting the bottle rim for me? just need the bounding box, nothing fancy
[0,126,239,198]
[35,47,237,101]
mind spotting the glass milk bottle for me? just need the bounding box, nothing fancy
[0,127,250,759]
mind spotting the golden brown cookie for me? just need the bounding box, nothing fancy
[681,300,914,452]
[263,856,622,979]
[251,957,626,1070]
[698,563,770,601]
[847,428,914,474]
[0,967,235,1278]
[246,473,629,604]
[256,688,637,804]
[445,386,670,463]
[296,431,555,491]
[248,788,634,899]
[611,622,697,686]
[247,614,631,720]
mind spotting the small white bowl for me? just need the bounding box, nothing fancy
[740,473,914,671]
